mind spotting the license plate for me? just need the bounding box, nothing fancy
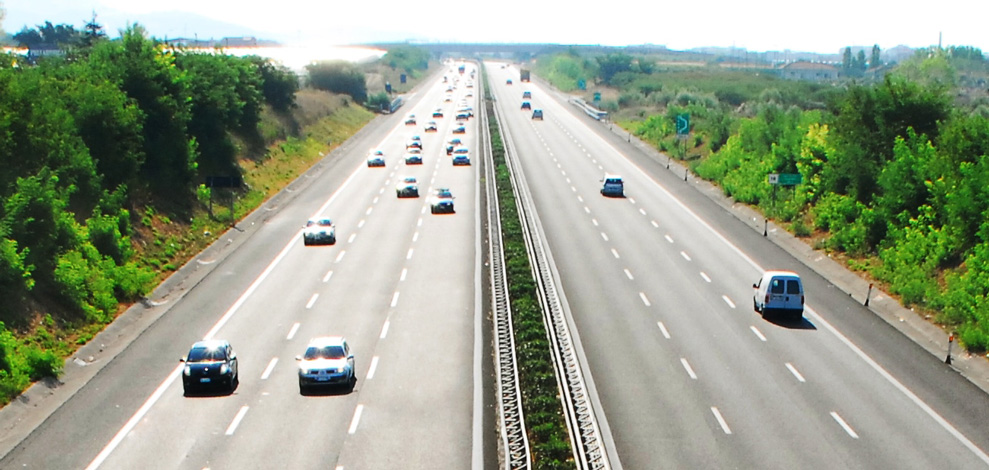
[316,377,330,382]
[199,378,211,383]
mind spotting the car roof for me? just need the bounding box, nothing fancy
[306,336,346,347]
[191,339,230,350]
[763,270,800,278]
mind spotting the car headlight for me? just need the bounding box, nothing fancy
[299,368,309,375]
[184,366,191,376]
[220,364,229,375]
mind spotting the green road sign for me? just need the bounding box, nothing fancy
[768,173,802,185]
[593,91,601,102]
[676,113,690,136]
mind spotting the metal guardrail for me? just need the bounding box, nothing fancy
[482,67,532,470]
[569,97,609,121]
[493,91,612,470]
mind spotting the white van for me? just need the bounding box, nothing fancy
[601,174,624,197]
[752,270,804,319]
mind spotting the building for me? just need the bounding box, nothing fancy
[778,61,841,81]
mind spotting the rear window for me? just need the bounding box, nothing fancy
[770,279,785,294]
[605,178,623,185]
[787,280,802,294]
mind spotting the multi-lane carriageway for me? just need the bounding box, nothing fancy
[2,59,989,469]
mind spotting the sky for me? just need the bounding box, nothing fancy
[3,0,988,54]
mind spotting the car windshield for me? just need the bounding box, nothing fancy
[404,177,417,183]
[308,219,332,227]
[304,345,346,360]
[187,347,226,362]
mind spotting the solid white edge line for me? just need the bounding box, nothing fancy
[348,405,364,434]
[785,362,806,383]
[305,293,318,309]
[639,292,651,307]
[380,320,390,339]
[367,356,379,380]
[830,411,859,439]
[749,325,767,342]
[722,295,736,309]
[657,322,671,339]
[261,358,278,380]
[286,322,300,340]
[711,407,732,434]
[225,406,250,436]
[680,358,697,380]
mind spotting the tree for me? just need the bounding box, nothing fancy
[595,53,634,85]
[870,45,881,68]
[306,61,367,102]
[248,56,297,111]
[856,50,867,71]
[81,12,107,48]
[13,22,81,49]
[842,47,853,70]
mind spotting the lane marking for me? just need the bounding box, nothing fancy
[400,268,408,281]
[391,292,400,307]
[591,218,598,226]
[261,358,278,380]
[786,362,806,383]
[628,197,636,204]
[584,206,591,214]
[750,326,767,342]
[639,292,651,307]
[305,294,318,309]
[417,217,423,227]
[624,269,634,280]
[700,272,711,283]
[358,219,365,228]
[365,206,373,215]
[651,220,659,228]
[413,232,419,242]
[711,407,732,434]
[372,196,379,204]
[335,251,346,262]
[367,356,379,380]
[722,295,736,309]
[380,320,390,339]
[665,234,674,243]
[322,270,333,283]
[657,322,671,339]
[680,251,691,261]
[348,233,357,243]
[225,406,249,436]
[286,322,300,340]
[611,248,620,259]
[831,411,859,439]
[578,196,584,203]
[407,248,414,260]
[601,232,609,241]
[681,358,697,379]
[639,208,647,216]
[348,405,364,434]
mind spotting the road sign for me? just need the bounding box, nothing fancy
[768,173,802,185]
[578,79,586,90]
[676,113,690,136]
[400,74,407,84]
[593,91,601,102]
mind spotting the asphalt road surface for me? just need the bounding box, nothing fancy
[488,62,989,469]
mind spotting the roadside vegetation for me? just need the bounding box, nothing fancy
[535,46,989,351]
[485,74,573,468]
[0,21,429,404]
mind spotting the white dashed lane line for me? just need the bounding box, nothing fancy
[680,358,697,379]
[261,358,278,380]
[412,232,419,242]
[624,269,634,280]
[786,362,807,383]
[390,292,400,307]
[372,196,379,204]
[651,220,659,228]
[348,405,364,434]
[305,294,318,309]
[367,356,379,380]
[680,251,691,261]
[611,248,620,259]
[628,197,636,204]
[639,292,651,307]
[400,268,407,281]
[700,272,711,283]
[348,233,357,243]
[750,326,767,342]
[358,219,365,228]
[722,295,736,309]
[591,219,598,226]
[380,320,390,339]
[584,206,591,214]
[335,251,346,263]
[365,207,373,215]
[665,235,674,243]
[601,232,609,241]
[225,406,249,436]
[711,407,732,434]
[286,322,300,340]
[639,208,647,216]
[406,248,414,260]
[831,412,859,438]
[657,322,671,339]
[323,270,333,283]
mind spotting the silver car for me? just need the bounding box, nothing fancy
[396,176,419,197]
[303,218,336,245]
[296,336,355,393]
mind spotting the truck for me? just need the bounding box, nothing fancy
[520,69,531,82]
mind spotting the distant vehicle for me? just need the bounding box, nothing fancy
[367,149,386,167]
[521,101,531,110]
[531,109,544,120]
[303,218,337,245]
[424,121,438,132]
[452,125,466,134]
[396,176,419,197]
[433,108,444,118]
[456,111,470,121]
[446,138,463,155]
[181,340,238,395]
[753,271,804,320]
[296,336,356,393]
[600,174,624,197]
[506,79,513,85]
[520,69,531,82]
[430,188,455,214]
[522,91,532,99]
[405,153,423,165]
[452,154,471,166]
[404,114,416,125]
[452,146,469,155]
[458,64,466,74]
[406,139,422,150]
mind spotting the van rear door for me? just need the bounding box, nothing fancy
[785,278,803,311]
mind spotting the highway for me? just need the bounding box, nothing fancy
[487,62,989,469]
[0,64,491,469]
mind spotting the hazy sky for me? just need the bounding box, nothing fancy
[4,0,987,54]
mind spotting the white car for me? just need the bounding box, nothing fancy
[303,218,336,245]
[296,336,355,393]
[367,149,385,167]
[396,176,419,197]
[430,188,455,213]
